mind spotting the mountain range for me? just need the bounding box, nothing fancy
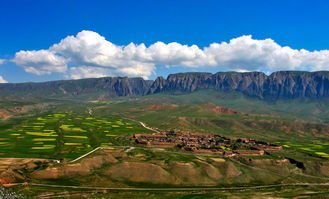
[1,71,329,100]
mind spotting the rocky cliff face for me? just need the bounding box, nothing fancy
[0,71,329,100]
[148,71,329,100]
[262,71,329,99]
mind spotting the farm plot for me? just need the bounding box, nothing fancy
[0,112,151,159]
[276,141,329,158]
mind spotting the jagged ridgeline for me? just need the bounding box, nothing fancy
[1,71,329,100]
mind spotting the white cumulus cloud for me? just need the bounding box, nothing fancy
[11,30,329,79]
[50,31,154,79]
[68,66,111,79]
[201,35,329,71]
[0,76,7,83]
[13,50,67,75]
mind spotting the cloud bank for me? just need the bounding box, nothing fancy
[12,30,329,79]
[0,76,7,83]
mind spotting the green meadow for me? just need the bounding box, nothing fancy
[0,111,152,159]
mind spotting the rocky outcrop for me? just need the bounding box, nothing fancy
[0,71,329,100]
[147,76,167,94]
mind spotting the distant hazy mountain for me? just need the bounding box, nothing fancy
[0,77,153,99]
[1,71,329,100]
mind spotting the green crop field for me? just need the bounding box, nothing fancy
[0,110,153,159]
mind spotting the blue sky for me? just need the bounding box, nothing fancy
[1,0,329,83]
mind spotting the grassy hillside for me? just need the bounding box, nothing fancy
[96,92,329,142]
[9,146,329,198]
[111,89,329,124]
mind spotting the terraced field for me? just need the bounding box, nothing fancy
[277,141,329,158]
[0,111,152,159]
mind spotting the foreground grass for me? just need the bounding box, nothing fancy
[10,185,329,199]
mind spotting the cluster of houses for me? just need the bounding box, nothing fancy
[132,131,282,156]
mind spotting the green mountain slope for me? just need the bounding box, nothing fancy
[113,90,329,124]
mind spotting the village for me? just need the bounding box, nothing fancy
[132,131,283,156]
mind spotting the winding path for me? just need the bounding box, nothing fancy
[68,147,103,163]
[139,121,160,133]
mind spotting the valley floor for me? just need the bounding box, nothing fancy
[1,94,329,198]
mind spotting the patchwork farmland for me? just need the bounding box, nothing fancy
[276,141,329,158]
[0,111,152,159]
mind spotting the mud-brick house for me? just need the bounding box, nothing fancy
[148,141,178,148]
[233,150,265,156]
[257,145,283,151]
